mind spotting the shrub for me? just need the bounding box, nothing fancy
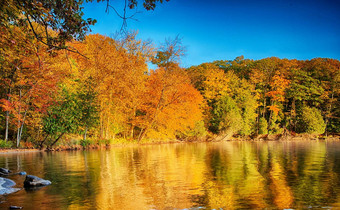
[80,139,91,148]
[176,121,208,140]
[0,140,14,148]
[300,106,326,135]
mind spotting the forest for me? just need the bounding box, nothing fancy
[0,1,339,149]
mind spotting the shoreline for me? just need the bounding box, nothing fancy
[0,134,339,154]
[0,148,41,154]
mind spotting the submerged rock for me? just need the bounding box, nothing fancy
[23,175,51,188]
[0,177,21,195]
[0,168,11,176]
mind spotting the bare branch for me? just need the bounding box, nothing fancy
[105,0,140,34]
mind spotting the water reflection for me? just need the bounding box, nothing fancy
[0,141,340,209]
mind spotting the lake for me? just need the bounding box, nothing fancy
[0,141,340,209]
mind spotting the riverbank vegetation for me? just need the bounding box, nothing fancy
[0,1,339,149]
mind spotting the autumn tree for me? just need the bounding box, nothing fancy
[186,63,229,133]
[265,72,290,133]
[0,23,62,147]
[134,37,203,141]
[250,58,282,119]
[137,66,203,140]
[72,34,151,139]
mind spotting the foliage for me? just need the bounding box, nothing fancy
[227,72,258,135]
[0,0,96,51]
[268,112,284,134]
[176,120,207,140]
[138,67,203,140]
[211,95,243,134]
[80,139,91,148]
[259,117,268,135]
[300,106,326,135]
[0,139,13,148]
[0,25,339,147]
[0,0,168,51]
[42,88,82,148]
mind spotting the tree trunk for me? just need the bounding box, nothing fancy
[129,124,135,138]
[262,88,267,118]
[84,126,88,141]
[137,128,144,142]
[16,126,20,148]
[5,111,9,142]
[16,89,22,147]
[291,99,296,132]
[39,134,50,150]
[49,132,65,149]
[325,92,334,137]
[138,128,147,142]
[268,101,273,130]
[5,88,11,142]
[256,108,260,135]
[16,108,28,147]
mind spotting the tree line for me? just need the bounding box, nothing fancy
[187,56,339,140]
[0,22,204,148]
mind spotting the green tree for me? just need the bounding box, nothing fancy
[211,95,242,138]
[258,117,268,134]
[227,72,257,135]
[300,106,326,135]
[286,68,324,132]
[212,56,254,79]
[41,89,82,149]
[76,78,99,141]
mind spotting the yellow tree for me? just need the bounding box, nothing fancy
[74,34,149,139]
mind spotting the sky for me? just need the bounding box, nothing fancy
[82,0,340,67]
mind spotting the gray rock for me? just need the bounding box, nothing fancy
[0,168,11,176]
[24,175,51,188]
[0,177,21,195]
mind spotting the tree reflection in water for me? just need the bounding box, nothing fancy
[0,141,340,209]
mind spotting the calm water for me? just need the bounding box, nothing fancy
[1,141,340,209]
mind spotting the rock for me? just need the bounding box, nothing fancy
[0,177,21,195]
[10,171,27,176]
[9,206,23,209]
[23,175,51,188]
[0,168,11,176]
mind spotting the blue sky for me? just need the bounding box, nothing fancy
[82,0,340,67]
